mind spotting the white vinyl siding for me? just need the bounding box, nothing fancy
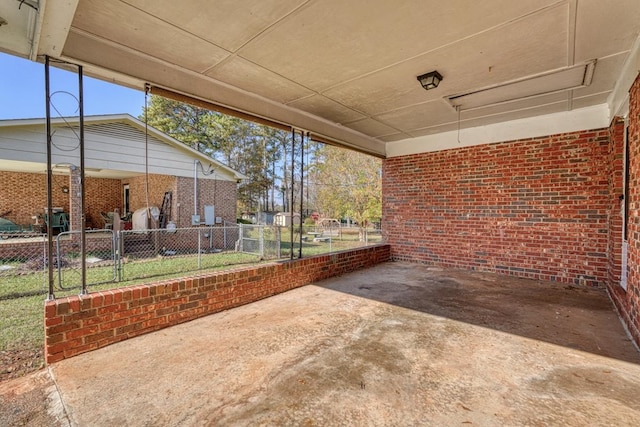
[0,121,237,181]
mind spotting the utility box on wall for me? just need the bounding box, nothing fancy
[204,205,215,225]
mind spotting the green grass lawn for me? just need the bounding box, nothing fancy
[0,252,260,353]
[0,294,44,352]
[1,252,261,300]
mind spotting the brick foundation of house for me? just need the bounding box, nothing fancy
[44,244,391,363]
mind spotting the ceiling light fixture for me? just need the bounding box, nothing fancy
[417,71,443,91]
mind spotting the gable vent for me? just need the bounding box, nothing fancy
[83,122,161,143]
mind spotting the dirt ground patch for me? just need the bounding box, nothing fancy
[0,369,68,426]
[1,348,44,383]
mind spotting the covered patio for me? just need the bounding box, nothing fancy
[2,262,639,425]
[2,3,640,423]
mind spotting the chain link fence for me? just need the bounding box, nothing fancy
[0,232,47,300]
[0,225,260,299]
[56,229,118,290]
[119,225,251,282]
[275,223,383,258]
[0,223,383,300]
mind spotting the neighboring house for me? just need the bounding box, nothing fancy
[0,114,245,231]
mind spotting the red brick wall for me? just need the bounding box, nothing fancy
[175,177,237,228]
[0,171,120,230]
[383,129,610,286]
[44,244,391,363]
[1,171,237,231]
[0,172,68,225]
[609,74,640,346]
[124,174,177,222]
[84,177,122,229]
[0,234,114,260]
[122,175,236,228]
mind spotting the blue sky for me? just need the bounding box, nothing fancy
[0,52,145,120]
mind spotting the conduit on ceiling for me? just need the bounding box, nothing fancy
[446,60,597,111]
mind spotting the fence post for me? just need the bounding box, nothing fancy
[223,225,227,250]
[116,230,122,281]
[277,226,281,259]
[197,228,202,269]
[55,235,62,290]
[259,225,264,259]
[41,235,47,290]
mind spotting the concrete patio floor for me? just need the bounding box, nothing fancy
[2,261,640,426]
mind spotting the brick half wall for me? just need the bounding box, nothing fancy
[44,244,391,363]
